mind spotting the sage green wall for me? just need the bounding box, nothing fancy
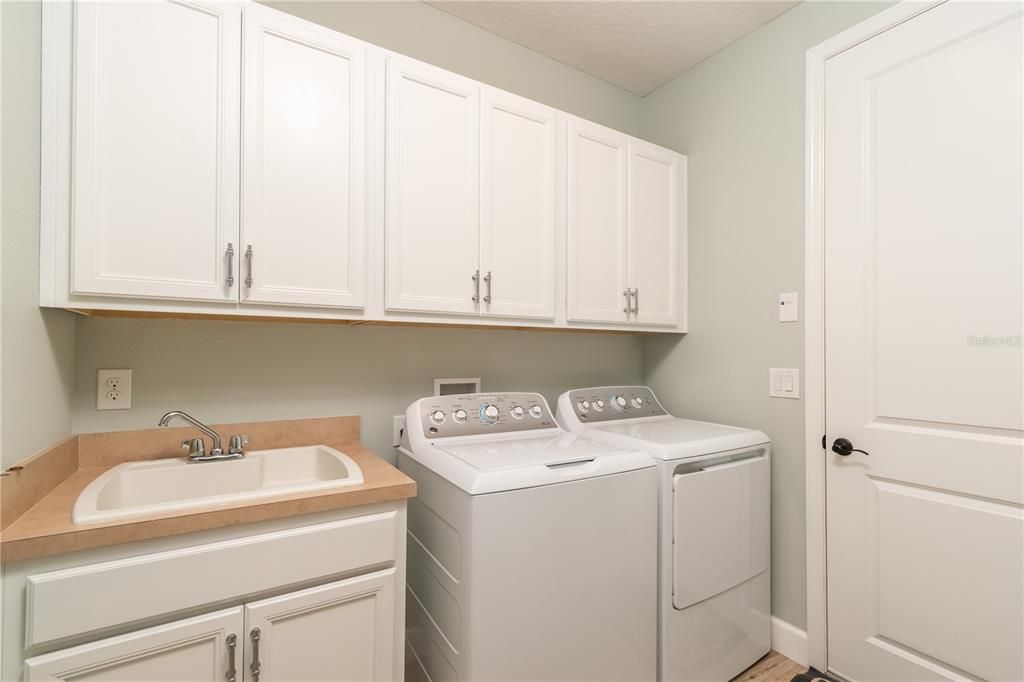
[638,1,894,630]
[262,1,641,135]
[1,1,76,469]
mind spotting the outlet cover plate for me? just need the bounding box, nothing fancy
[393,415,406,447]
[97,369,132,410]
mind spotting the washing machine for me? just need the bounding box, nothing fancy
[398,392,657,681]
[556,386,771,682]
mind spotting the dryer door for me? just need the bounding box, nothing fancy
[672,450,769,609]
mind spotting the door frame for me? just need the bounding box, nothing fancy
[802,0,945,671]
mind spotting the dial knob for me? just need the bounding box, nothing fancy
[430,410,446,425]
[611,396,626,411]
[480,404,500,424]
[577,400,591,412]
[510,405,525,419]
[594,399,605,411]
[453,409,468,423]
[630,397,644,408]
[528,404,543,418]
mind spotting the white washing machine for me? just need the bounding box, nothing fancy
[556,386,771,682]
[398,392,657,681]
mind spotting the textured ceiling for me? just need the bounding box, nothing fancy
[428,1,798,96]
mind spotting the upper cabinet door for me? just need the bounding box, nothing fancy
[385,57,480,315]
[628,141,682,326]
[479,89,558,320]
[71,0,240,302]
[241,6,367,309]
[242,569,397,682]
[566,119,630,323]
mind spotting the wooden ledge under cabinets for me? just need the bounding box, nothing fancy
[0,416,415,564]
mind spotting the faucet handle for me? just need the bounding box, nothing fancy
[228,435,249,456]
[181,438,206,459]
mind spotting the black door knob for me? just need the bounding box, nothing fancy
[832,437,869,457]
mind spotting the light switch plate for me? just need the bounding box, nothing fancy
[769,368,800,399]
[97,369,132,410]
[779,292,799,322]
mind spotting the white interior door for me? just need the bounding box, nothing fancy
[385,57,480,315]
[241,5,366,309]
[479,88,557,320]
[71,0,240,302]
[824,3,1023,681]
[566,119,629,323]
[628,141,682,326]
[243,570,396,682]
[25,608,243,681]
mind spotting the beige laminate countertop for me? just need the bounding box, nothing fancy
[0,417,415,563]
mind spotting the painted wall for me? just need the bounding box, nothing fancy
[1,1,76,469]
[638,0,893,630]
[262,1,641,135]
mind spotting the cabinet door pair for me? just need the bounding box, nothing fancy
[71,2,366,309]
[25,570,396,682]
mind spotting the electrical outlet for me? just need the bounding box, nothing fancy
[97,369,132,410]
[393,415,406,447]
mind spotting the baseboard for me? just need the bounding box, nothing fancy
[772,616,809,666]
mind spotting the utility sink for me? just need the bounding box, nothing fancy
[73,445,364,525]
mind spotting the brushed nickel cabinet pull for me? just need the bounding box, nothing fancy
[472,270,480,303]
[632,288,639,315]
[225,243,235,287]
[483,271,492,304]
[225,633,237,682]
[244,245,254,288]
[249,627,261,682]
[623,289,631,315]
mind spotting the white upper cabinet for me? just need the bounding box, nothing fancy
[71,0,240,302]
[628,141,683,326]
[241,6,367,309]
[479,89,558,320]
[385,57,481,315]
[566,119,630,324]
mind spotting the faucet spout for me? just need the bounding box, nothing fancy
[158,411,224,456]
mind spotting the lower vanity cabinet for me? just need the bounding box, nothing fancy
[24,569,397,682]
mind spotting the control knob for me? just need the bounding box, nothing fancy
[611,396,627,412]
[630,397,644,408]
[480,404,500,424]
[453,409,468,423]
[430,410,446,425]
[510,406,525,419]
[528,405,543,418]
[577,400,591,412]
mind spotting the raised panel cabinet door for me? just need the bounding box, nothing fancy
[385,57,481,315]
[479,88,557,320]
[24,608,243,681]
[241,5,367,309]
[242,569,397,682]
[566,118,629,324]
[628,141,682,326]
[71,0,240,302]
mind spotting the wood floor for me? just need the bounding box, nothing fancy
[405,650,806,682]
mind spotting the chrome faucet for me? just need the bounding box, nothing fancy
[157,411,247,463]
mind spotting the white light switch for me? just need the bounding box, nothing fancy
[769,368,800,399]
[779,292,799,322]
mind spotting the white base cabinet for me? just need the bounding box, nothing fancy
[41,0,687,333]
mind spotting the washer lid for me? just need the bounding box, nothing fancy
[586,416,769,460]
[410,432,653,495]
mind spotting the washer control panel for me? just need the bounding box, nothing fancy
[418,392,556,438]
[567,386,666,423]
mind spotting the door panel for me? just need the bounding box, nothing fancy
[479,89,557,320]
[824,4,1023,681]
[25,608,242,681]
[72,0,239,302]
[241,6,366,309]
[385,58,480,315]
[566,119,629,323]
[243,569,396,682]
[629,141,681,326]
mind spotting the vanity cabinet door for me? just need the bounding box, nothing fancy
[242,569,397,682]
[24,608,243,681]
[240,5,368,309]
[70,0,241,303]
[566,118,630,324]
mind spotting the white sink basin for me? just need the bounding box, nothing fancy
[73,445,364,525]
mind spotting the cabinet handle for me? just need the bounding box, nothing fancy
[483,271,492,304]
[472,270,480,303]
[244,245,254,288]
[632,288,639,314]
[225,633,237,682]
[249,627,261,682]
[623,289,631,316]
[225,243,235,287]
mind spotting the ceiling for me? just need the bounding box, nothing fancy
[428,1,798,96]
